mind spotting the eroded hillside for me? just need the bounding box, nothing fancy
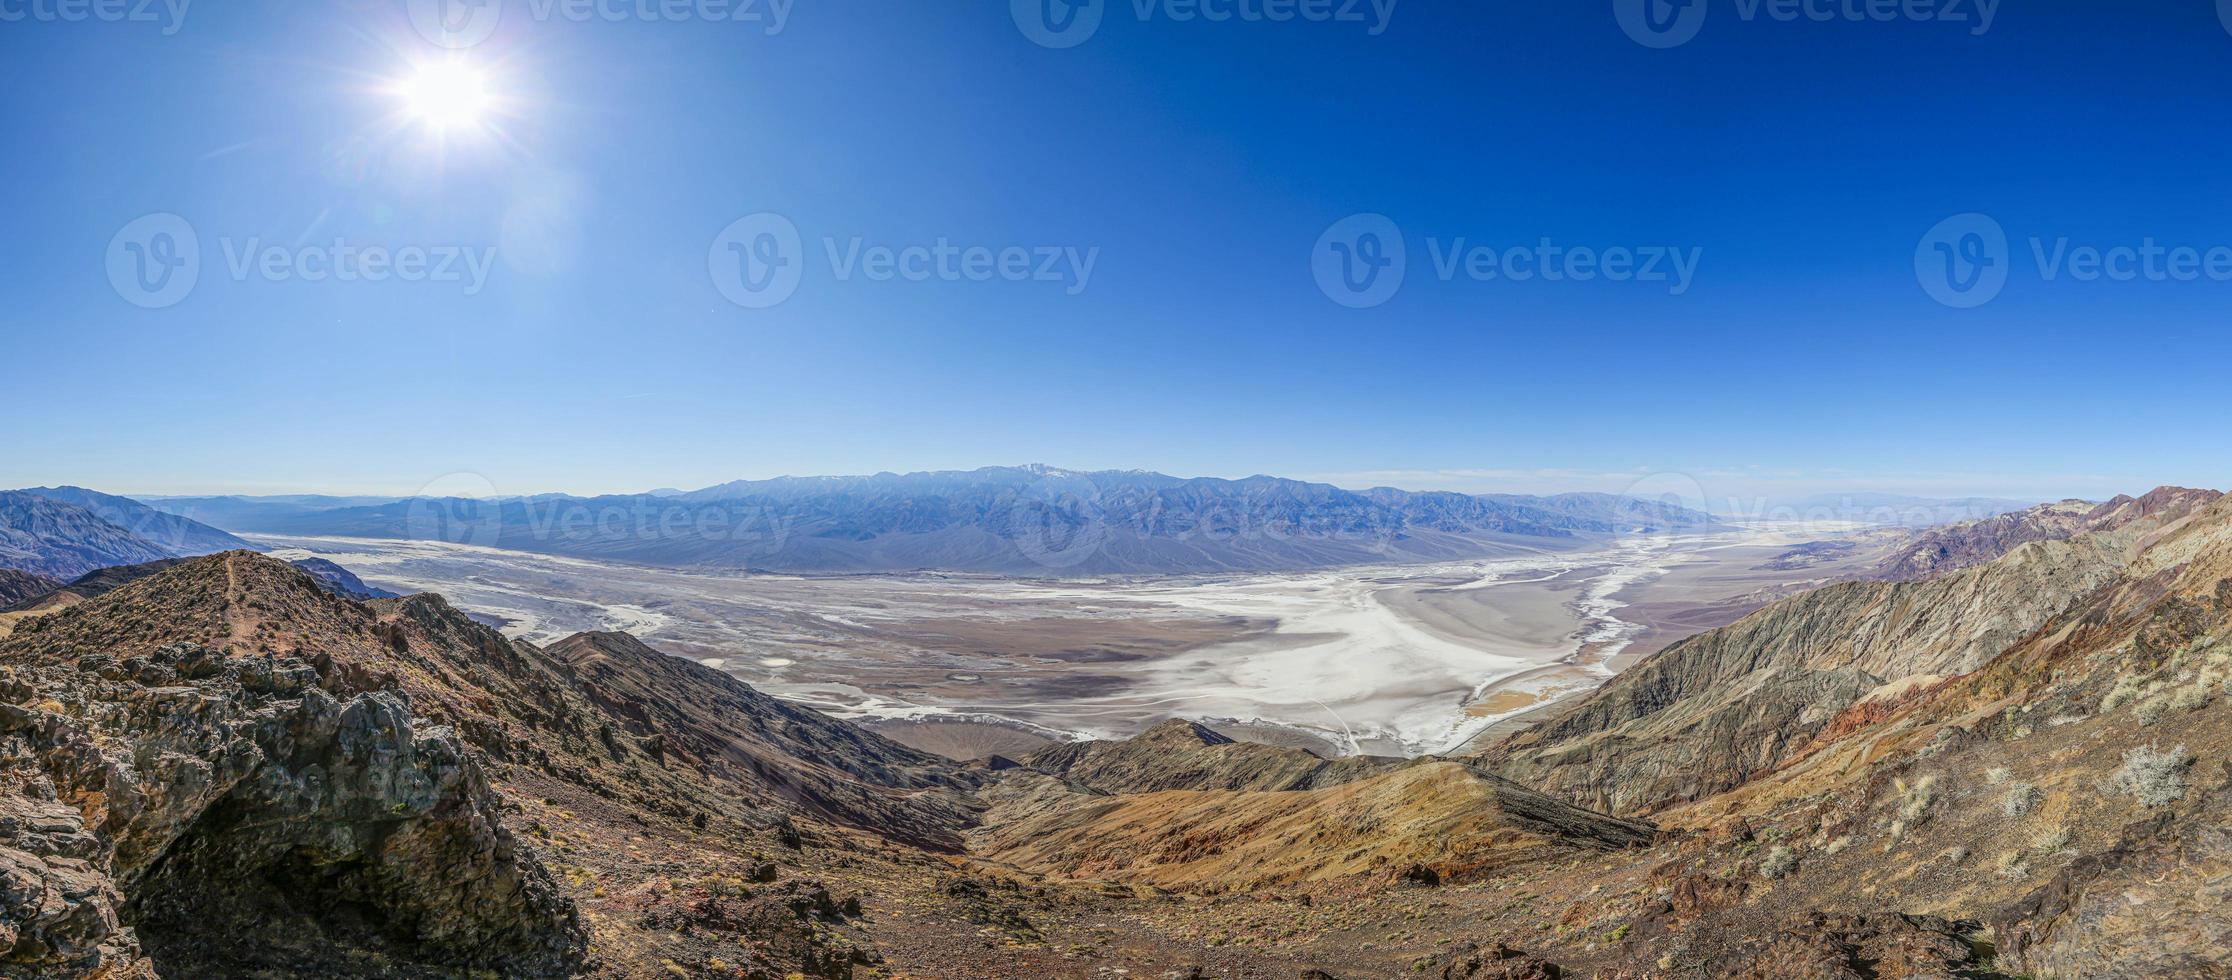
[2,489,2230,978]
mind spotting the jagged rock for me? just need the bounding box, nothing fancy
[628,877,872,979]
[0,560,586,976]
[1612,911,1987,980]
[1400,863,1443,887]
[1433,941,1559,979]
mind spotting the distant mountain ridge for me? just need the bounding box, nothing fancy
[0,490,178,579]
[0,487,258,581]
[149,465,1720,575]
[1873,487,2223,581]
[15,486,255,555]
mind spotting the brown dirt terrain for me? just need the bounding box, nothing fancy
[3,486,2231,978]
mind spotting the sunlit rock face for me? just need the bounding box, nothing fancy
[0,580,584,977]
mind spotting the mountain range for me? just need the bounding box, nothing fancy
[0,481,2226,976]
[0,488,261,581]
[144,466,1720,575]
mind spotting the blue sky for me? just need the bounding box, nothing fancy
[3,0,2229,503]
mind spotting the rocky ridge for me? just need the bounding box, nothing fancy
[2,487,2231,976]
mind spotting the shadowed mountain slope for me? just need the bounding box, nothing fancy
[547,631,980,850]
[284,555,400,599]
[0,491,174,580]
[0,570,57,609]
[13,486,254,557]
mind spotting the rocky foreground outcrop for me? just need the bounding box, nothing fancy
[0,641,580,976]
[0,552,980,978]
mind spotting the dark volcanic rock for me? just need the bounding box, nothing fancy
[1432,941,1560,979]
[0,570,58,610]
[286,556,402,600]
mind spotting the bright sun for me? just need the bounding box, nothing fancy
[394,61,492,132]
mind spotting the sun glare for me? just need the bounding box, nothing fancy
[393,61,493,132]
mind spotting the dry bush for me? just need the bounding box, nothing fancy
[2110,744,2193,808]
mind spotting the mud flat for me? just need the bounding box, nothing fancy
[251,524,1853,760]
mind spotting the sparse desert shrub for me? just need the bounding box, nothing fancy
[1995,851,2029,879]
[1896,776,1938,822]
[2137,699,2167,726]
[1760,845,1798,880]
[2101,675,2147,712]
[1823,836,1852,856]
[1984,766,2011,785]
[1941,846,1970,864]
[2001,783,2042,818]
[1918,728,1962,758]
[2110,744,2193,807]
[1882,775,1940,847]
[2031,826,2071,853]
[2171,682,2212,713]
